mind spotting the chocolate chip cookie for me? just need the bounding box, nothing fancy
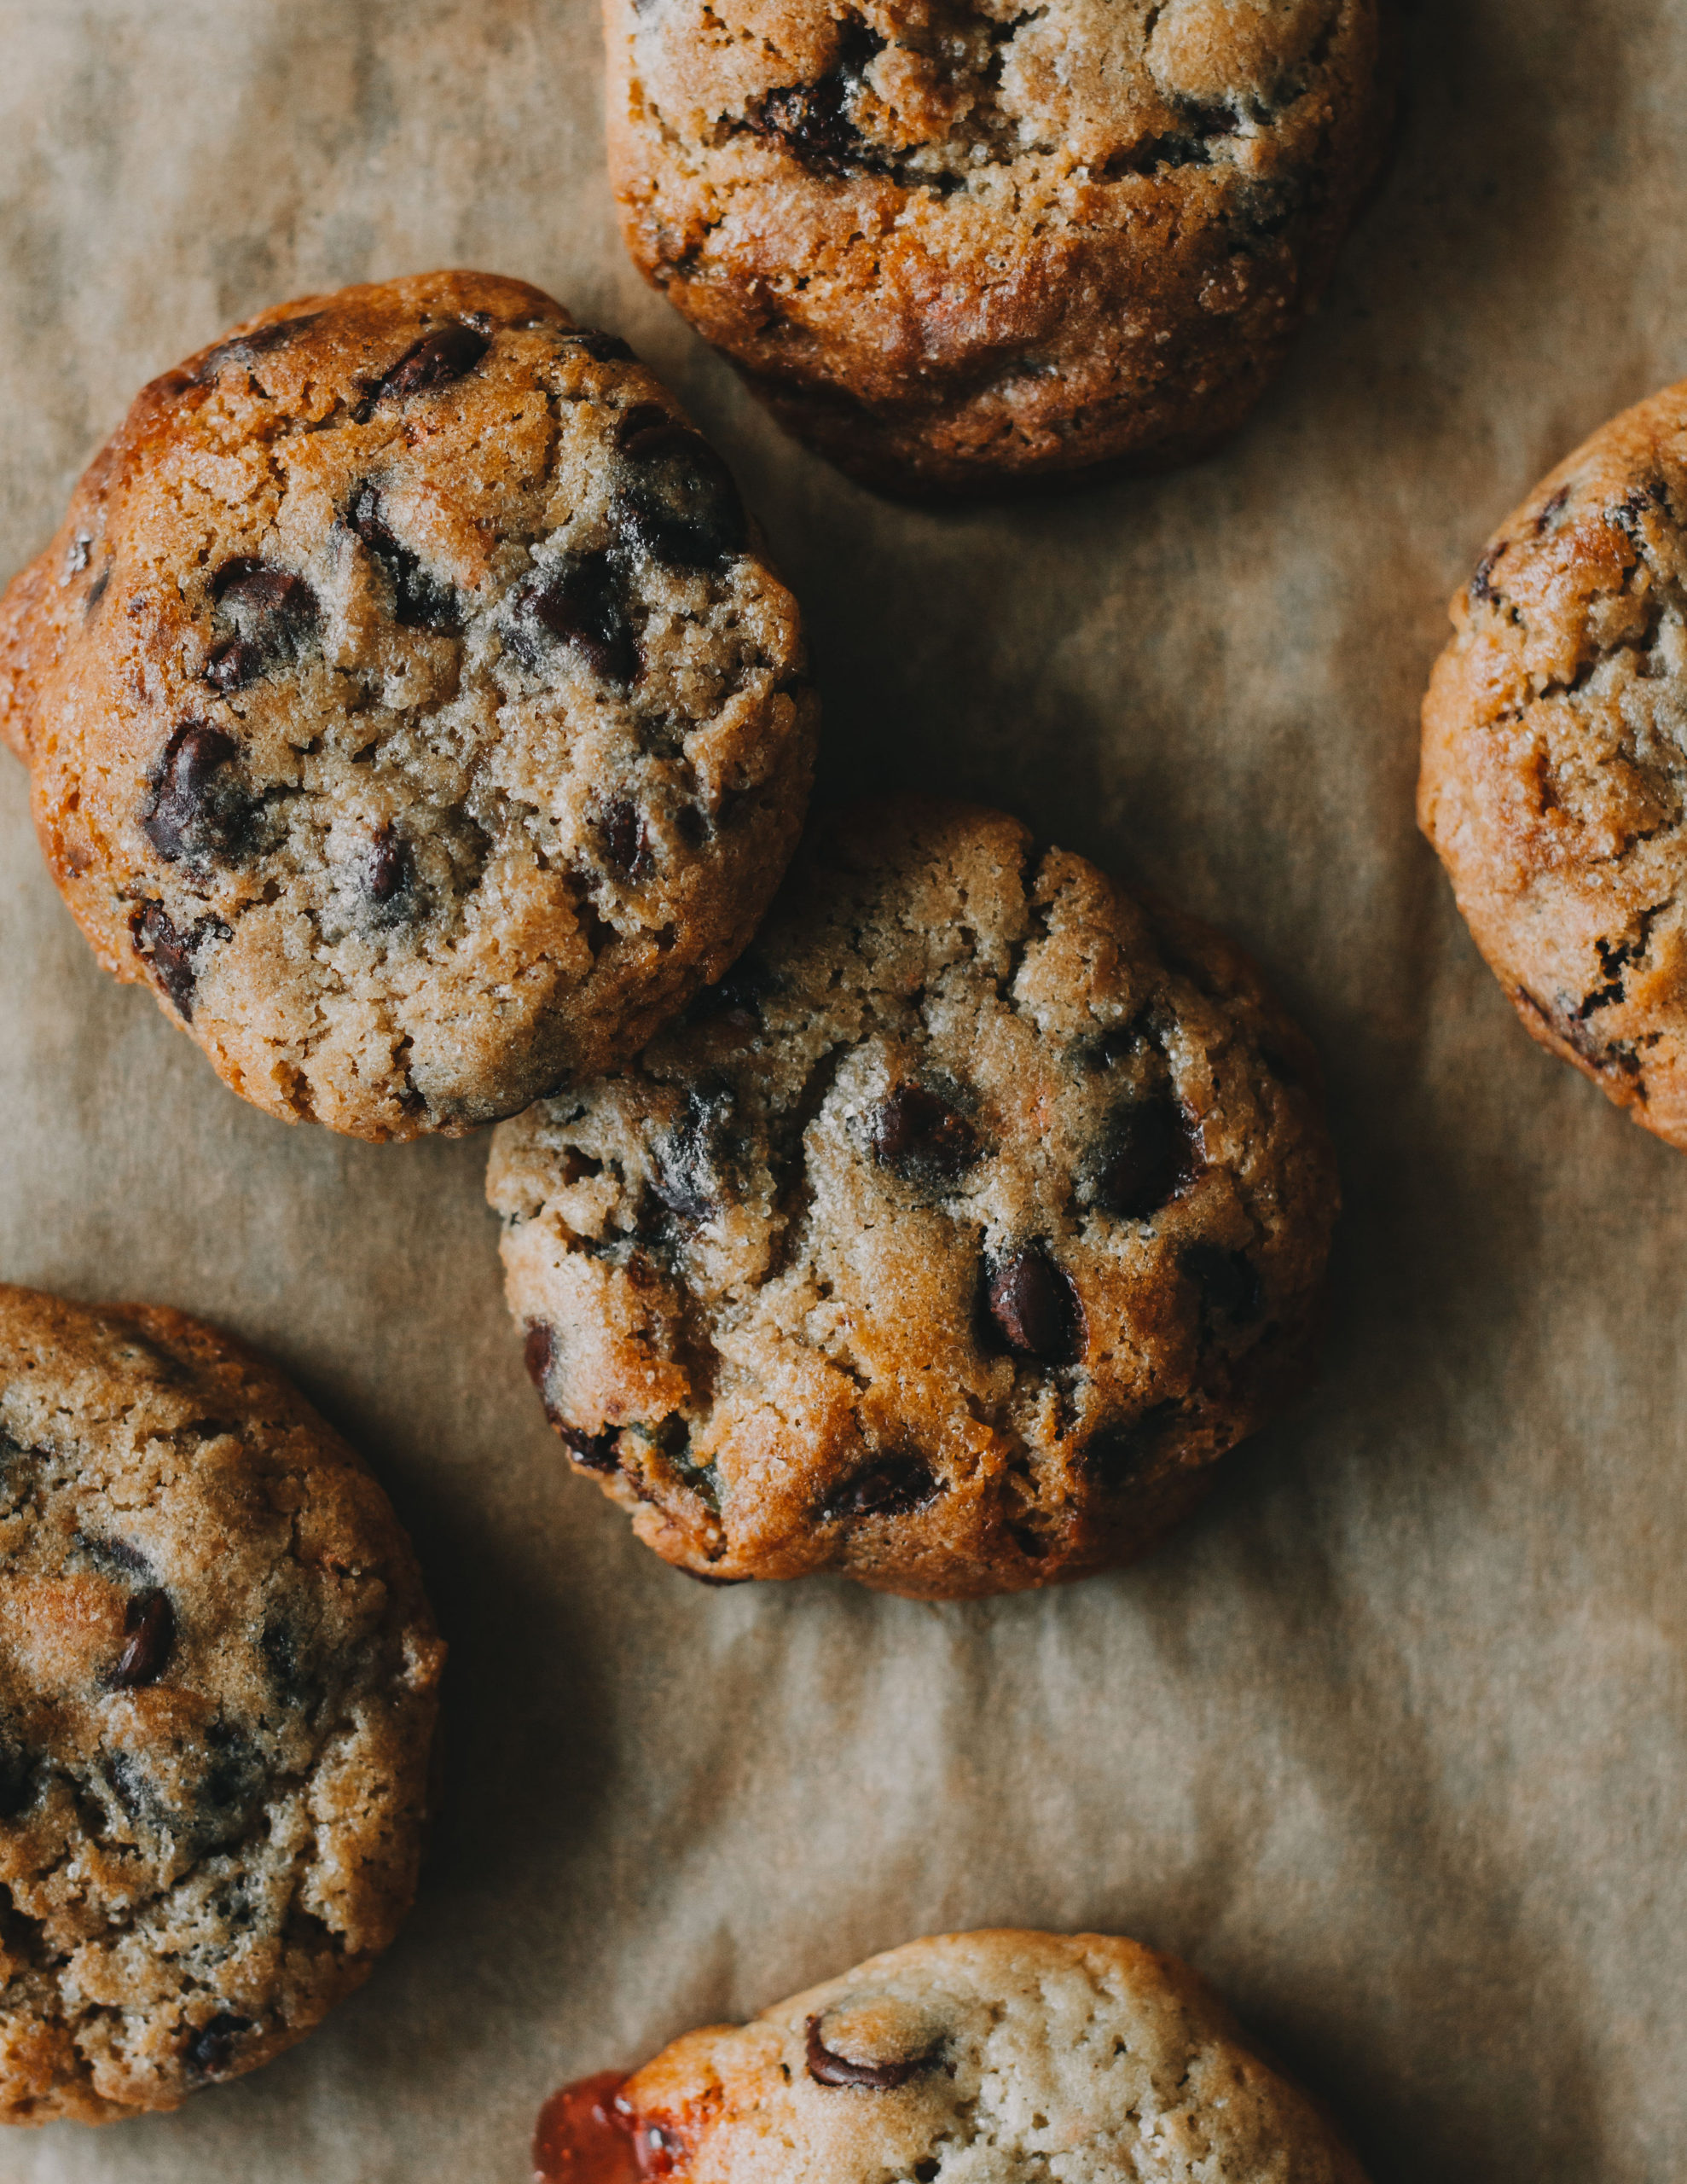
[0,270,816,1141]
[0,1286,443,2125]
[489,800,1337,1598]
[1419,379,1687,1153]
[604,0,1393,495]
[585,1930,1370,2184]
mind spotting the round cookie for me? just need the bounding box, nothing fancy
[547,1930,1370,2184]
[0,271,816,1141]
[1420,379,1687,1153]
[0,1286,443,2125]
[489,799,1337,1598]
[604,0,1394,496]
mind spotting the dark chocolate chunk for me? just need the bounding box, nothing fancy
[564,328,635,363]
[200,1718,258,1814]
[985,1245,1083,1366]
[653,1090,737,1226]
[682,951,772,1034]
[194,311,323,386]
[203,558,319,690]
[141,722,245,863]
[1085,1400,1180,1490]
[110,1589,175,1689]
[805,2013,936,2091]
[365,822,409,909]
[259,1614,310,1705]
[599,798,655,883]
[1090,1094,1197,1220]
[525,1322,617,1463]
[751,24,887,177]
[186,2013,254,2079]
[368,322,491,407]
[514,553,637,683]
[872,1084,978,1183]
[559,1424,621,1474]
[1180,1242,1263,1325]
[613,424,747,571]
[347,484,461,632]
[130,902,217,1020]
[823,1454,937,1523]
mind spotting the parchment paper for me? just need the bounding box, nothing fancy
[3,4,1685,2179]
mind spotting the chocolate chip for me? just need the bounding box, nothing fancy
[872,1084,978,1183]
[682,952,772,1033]
[259,1615,310,1705]
[186,2013,253,2079]
[564,328,635,363]
[653,1090,736,1227]
[985,1245,1083,1366]
[524,1320,557,1394]
[368,322,491,407]
[599,798,654,883]
[130,902,205,1019]
[1180,1242,1263,1325]
[613,424,747,571]
[77,1532,152,1581]
[559,1424,620,1474]
[751,24,887,177]
[805,2013,936,2091]
[203,558,319,691]
[105,1751,152,1819]
[200,1719,258,1812]
[1471,546,1502,606]
[110,1589,175,1689]
[194,311,323,386]
[365,822,409,908]
[347,483,461,632]
[525,1321,616,1464]
[823,1454,937,1523]
[1085,1400,1180,1490]
[514,553,637,683]
[0,1729,33,1821]
[1091,1094,1197,1219]
[141,722,244,863]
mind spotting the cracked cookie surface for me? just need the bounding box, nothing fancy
[604,0,1393,494]
[0,1286,443,2125]
[489,799,1337,1598]
[0,270,816,1141]
[1420,379,1687,1153]
[615,1929,1370,2183]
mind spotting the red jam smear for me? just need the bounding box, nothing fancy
[533,2072,639,2184]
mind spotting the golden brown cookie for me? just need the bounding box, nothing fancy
[0,1286,443,2125]
[489,799,1337,1598]
[535,1930,1371,2184]
[604,0,1394,495]
[1420,378,1687,1152]
[0,271,816,1141]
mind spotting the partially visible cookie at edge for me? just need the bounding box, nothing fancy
[1420,376,1687,1152]
[489,799,1338,1599]
[0,270,817,1141]
[543,1930,1371,2184]
[604,0,1394,495]
[0,1285,443,2125]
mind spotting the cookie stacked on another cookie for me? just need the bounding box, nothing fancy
[0,271,816,1141]
[0,1287,443,2125]
[605,0,1394,493]
[490,799,1337,1597]
[536,1929,1371,2184]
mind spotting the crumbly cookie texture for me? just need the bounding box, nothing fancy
[0,1286,443,2125]
[1419,380,1687,1153]
[604,0,1392,495]
[489,799,1337,1599]
[0,270,815,1141]
[618,1930,1371,2184]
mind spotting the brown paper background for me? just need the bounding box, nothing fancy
[3,3,1686,2178]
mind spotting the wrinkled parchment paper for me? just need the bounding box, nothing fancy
[3,4,1686,2179]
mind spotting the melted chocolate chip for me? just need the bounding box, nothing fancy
[365,822,409,909]
[186,2013,254,2079]
[599,799,654,883]
[130,902,220,1020]
[805,2013,936,2091]
[1091,1094,1197,1220]
[653,1090,736,1226]
[194,312,323,386]
[369,322,491,407]
[204,558,319,691]
[141,722,245,863]
[525,1322,617,1463]
[1180,1243,1263,1325]
[872,1084,978,1182]
[613,424,747,571]
[752,24,887,177]
[110,1589,175,1689]
[559,1424,621,1474]
[347,484,461,632]
[525,1321,558,1395]
[985,1245,1083,1366]
[515,553,637,683]
[564,329,635,363]
[259,1615,310,1705]
[823,1454,937,1523]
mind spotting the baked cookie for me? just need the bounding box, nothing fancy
[1420,379,1687,1153]
[0,1286,443,2125]
[490,799,1337,1598]
[0,271,816,1141]
[535,1929,1371,2184]
[604,0,1394,496]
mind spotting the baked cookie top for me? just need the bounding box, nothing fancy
[0,270,815,1141]
[0,1286,443,2126]
[1420,378,1687,1152]
[489,800,1337,1598]
[605,0,1391,491]
[617,1930,1370,2184]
